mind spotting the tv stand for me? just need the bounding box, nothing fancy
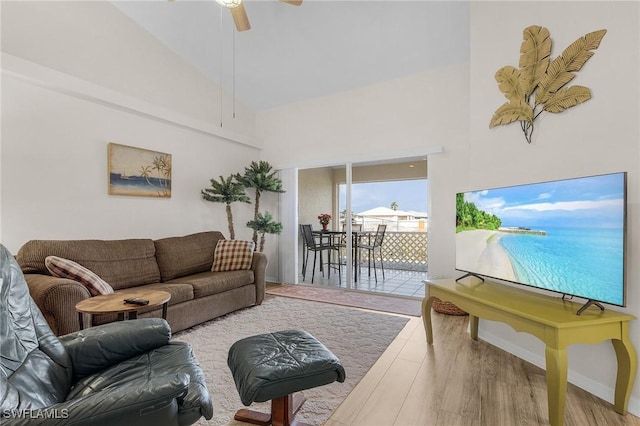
[455,272,484,283]
[422,278,637,426]
[577,299,605,315]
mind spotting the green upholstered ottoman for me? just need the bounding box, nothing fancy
[227,329,346,426]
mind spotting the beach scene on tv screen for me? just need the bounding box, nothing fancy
[455,173,625,306]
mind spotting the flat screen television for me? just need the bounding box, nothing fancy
[455,172,626,314]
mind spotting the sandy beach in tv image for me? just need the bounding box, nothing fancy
[456,229,518,281]
[455,173,626,305]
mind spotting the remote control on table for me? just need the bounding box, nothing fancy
[123,298,149,306]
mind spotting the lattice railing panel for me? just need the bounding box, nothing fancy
[375,232,428,272]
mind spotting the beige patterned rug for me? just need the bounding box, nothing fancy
[173,296,409,425]
[266,283,422,316]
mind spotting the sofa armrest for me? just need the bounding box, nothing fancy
[251,252,267,305]
[59,318,172,380]
[25,273,91,336]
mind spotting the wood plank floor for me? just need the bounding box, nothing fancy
[326,313,640,426]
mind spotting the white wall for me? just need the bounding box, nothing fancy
[258,63,467,286]
[299,167,334,226]
[1,1,261,255]
[258,0,640,416]
[1,1,256,138]
[258,64,465,168]
[1,74,258,252]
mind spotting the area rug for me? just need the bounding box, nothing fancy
[266,283,422,317]
[173,296,409,425]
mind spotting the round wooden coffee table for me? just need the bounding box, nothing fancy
[75,289,171,330]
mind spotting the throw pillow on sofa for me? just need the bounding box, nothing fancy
[45,256,114,296]
[212,240,255,272]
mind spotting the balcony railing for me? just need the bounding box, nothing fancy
[360,231,427,272]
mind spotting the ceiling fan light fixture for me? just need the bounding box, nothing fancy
[216,0,242,8]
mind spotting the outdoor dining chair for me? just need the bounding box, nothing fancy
[300,224,310,277]
[357,224,387,283]
[327,224,362,283]
[300,224,333,283]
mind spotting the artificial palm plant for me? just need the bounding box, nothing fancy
[201,175,250,239]
[235,161,285,245]
[246,211,283,252]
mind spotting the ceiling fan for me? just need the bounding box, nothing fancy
[216,0,303,32]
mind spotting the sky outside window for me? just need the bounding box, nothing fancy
[339,179,428,215]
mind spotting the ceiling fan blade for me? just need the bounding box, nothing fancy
[230,3,251,31]
[280,0,302,6]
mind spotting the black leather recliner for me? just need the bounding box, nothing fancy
[0,244,213,425]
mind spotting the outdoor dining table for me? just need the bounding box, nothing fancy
[312,229,373,282]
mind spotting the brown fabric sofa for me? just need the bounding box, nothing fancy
[16,231,267,336]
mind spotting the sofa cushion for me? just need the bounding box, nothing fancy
[154,232,225,281]
[133,283,194,306]
[45,256,114,296]
[166,270,254,299]
[212,240,254,272]
[17,239,161,290]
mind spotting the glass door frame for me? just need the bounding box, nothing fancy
[277,146,442,287]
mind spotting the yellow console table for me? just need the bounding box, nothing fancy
[422,278,637,426]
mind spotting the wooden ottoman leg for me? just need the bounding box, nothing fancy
[272,393,308,426]
[234,408,271,426]
[234,393,308,426]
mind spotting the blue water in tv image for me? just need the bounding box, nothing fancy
[455,172,626,306]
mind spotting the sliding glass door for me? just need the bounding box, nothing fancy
[296,163,351,288]
[291,158,428,297]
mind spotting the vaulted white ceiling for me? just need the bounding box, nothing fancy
[113,0,470,111]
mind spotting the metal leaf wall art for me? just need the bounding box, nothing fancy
[489,26,607,143]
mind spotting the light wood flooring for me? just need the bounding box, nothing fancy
[326,313,640,426]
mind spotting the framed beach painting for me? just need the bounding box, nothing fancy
[108,143,172,198]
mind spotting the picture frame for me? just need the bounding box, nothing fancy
[108,142,172,198]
